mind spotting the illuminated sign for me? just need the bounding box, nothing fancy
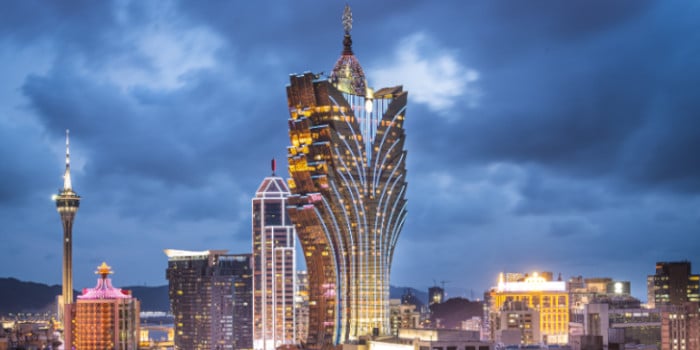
[497,281,566,292]
[496,272,567,292]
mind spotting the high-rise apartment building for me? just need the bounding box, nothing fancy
[285,5,408,347]
[648,262,700,308]
[54,130,80,347]
[490,272,569,345]
[73,262,140,350]
[165,249,253,350]
[252,162,297,350]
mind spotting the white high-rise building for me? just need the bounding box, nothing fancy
[252,161,297,350]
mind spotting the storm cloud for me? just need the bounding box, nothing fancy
[0,0,698,299]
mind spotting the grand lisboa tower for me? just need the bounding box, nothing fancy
[285,5,408,349]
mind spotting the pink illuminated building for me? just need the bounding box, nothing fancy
[73,262,140,350]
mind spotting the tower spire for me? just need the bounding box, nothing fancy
[63,129,72,191]
[330,4,367,95]
[342,4,353,55]
[96,262,113,280]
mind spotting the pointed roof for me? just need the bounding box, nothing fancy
[77,262,132,300]
[330,4,368,96]
[255,176,290,198]
[254,158,290,198]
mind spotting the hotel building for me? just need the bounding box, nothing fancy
[73,262,140,350]
[252,162,298,350]
[489,272,569,345]
[286,5,408,347]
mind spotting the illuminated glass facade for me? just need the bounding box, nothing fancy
[252,173,297,350]
[165,250,253,350]
[285,6,408,347]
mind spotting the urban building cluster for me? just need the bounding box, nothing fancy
[4,5,698,350]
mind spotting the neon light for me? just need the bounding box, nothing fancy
[497,281,566,292]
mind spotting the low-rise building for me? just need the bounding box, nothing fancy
[366,328,493,350]
[493,301,540,346]
[584,303,661,349]
[389,299,420,336]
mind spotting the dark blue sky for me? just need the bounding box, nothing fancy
[1,1,699,301]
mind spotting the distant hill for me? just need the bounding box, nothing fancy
[0,278,64,314]
[430,297,483,329]
[1,277,424,315]
[0,277,169,315]
[123,285,169,312]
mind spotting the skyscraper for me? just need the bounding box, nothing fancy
[252,160,297,350]
[54,129,80,347]
[73,262,140,350]
[165,249,253,350]
[286,5,408,347]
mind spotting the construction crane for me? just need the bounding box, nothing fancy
[440,280,450,290]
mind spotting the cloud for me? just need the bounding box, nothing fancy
[50,0,225,92]
[406,163,523,239]
[514,172,616,215]
[0,0,699,299]
[548,217,598,238]
[104,24,224,91]
[370,33,481,115]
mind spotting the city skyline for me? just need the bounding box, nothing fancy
[0,1,699,301]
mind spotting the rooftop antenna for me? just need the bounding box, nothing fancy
[342,4,353,55]
[63,129,72,191]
